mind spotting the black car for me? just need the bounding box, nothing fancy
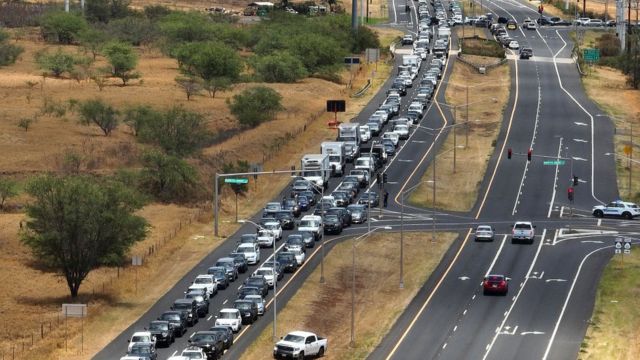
[282,199,302,217]
[208,326,234,350]
[158,311,187,337]
[285,234,306,252]
[215,257,238,281]
[276,252,298,272]
[298,231,315,248]
[331,191,351,207]
[326,207,351,228]
[207,266,230,289]
[147,320,174,347]
[243,276,269,297]
[313,202,333,216]
[299,190,317,205]
[184,289,210,317]
[274,211,295,230]
[519,47,533,59]
[342,176,362,191]
[127,343,157,360]
[323,214,343,235]
[188,331,225,360]
[358,191,380,207]
[297,195,311,211]
[228,252,249,273]
[234,299,259,324]
[497,16,508,24]
[171,299,199,326]
[237,286,262,299]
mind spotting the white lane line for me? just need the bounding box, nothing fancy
[572,157,588,161]
[222,299,228,305]
[391,0,398,24]
[547,137,563,218]
[482,228,546,360]
[171,351,177,356]
[574,122,588,126]
[207,315,213,321]
[573,138,588,143]
[542,245,617,359]
[597,219,602,226]
[453,325,458,332]
[485,235,508,277]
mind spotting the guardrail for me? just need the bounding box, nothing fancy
[351,79,372,98]
[455,54,507,73]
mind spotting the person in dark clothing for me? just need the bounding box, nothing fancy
[383,190,389,208]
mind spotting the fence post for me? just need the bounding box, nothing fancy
[41,323,44,339]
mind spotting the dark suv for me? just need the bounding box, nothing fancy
[242,276,268,297]
[188,331,225,360]
[147,320,174,347]
[184,289,210,317]
[207,266,230,289]
[274,211,295,230]
[234,299,259,324]
[228,252,249,273]
[519,47,533,59]
[276,252,298,272]
[208,326,234,350]
[171,299,199,326]
[326,207,352,227]
[158,311,187,337]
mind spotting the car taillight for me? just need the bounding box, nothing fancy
[500,281,506,286]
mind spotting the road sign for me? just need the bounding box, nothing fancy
[543,160,566,166]
[344,56,360,65]
[62,304,87,318]
[624,144,633,155]
[583,48,600,62]
[132,255,142,266]
[224,178,249,184]
[615,238,623,254]
[624,238,632,254]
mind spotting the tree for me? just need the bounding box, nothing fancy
[175,76,202,100]
[138,106,210,156]
[18,117,35,132]
[78,27,111,60]
[623,33,640,89]
[0,178,18,210]
[140,150,199,202]
[0,29,23,67]
[34,48,84,78]
[85,0,131,23]
[123,104,160,136]
[21,175,148,297]
[106,16,158,47]
[102,41,139,85]
[40,11,88,44]
[78,99,119,136]
[175,41,242,82]
[227,86,284,128]
[203,77,232,99]
[252,51,307,83]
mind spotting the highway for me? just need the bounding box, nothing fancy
[94,0,637,359]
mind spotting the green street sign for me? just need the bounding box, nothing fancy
[583,48,600,62]
[543,160,566,166]
[224,178,248,184]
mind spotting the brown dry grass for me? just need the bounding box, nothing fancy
[582,66,640,201]
[456,26,489,40]
[0,25,400,359]
[340,0,388,19]
[546,0,638,20]
[240,232,457,360]
[408,60,510,211]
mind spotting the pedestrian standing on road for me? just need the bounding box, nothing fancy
[383,190,389,208]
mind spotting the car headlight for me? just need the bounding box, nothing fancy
[162,332,168,337]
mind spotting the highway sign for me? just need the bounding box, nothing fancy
[543,160,566,166]
[615,238,622,254]
[583,48,600,62]
[624,238,632,254]
[225,178,249,184]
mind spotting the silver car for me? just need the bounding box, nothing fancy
[475,225,495,242]
[244,295,265,315]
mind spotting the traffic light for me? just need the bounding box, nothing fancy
[527,149,532,161]
[507,148,512,159]
[383,173,388,183]
[568,187,574,201]
[573,176,579,186]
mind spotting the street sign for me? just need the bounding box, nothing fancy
[623,238,632,254]
[583,48,600,62]
[543,160,566,166]
[344,56,361,65]
[224,178,249,184]
[132,255,142,266]
[615,238,623,254]
[62,304,87,318]
[365,48,380,63]
[624,144,633,155]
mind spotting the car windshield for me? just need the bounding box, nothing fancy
[191,334,215,342]
[130,345,151,355]
[162,313,179,321]
[218,311,237,319]
[325,215,339,221]
[149,323,168,331]
[256,269,270,276]
[194,278,211,284]
[183,351,204,359]
[487,276,505,282]
[283,334,305,343]
[131,335,150,343]
[210,268,225,276]
[236,302,252,310]
[477,226,491,232]
[293,180,308,187]
[299,220,315,227]
[173,303,190,310]
[237,246,254,253]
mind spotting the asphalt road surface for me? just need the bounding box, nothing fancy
[95,1,636,359]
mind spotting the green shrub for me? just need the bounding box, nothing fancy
[252,51,308,83]
[227,86,284,128]
[40,11,88,44]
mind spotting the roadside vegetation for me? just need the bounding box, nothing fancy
[409,60,510,211]
[241,232,457,360]
[580,252,640,359]
[0,0,402,356]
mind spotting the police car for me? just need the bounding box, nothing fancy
[592,200,640,219]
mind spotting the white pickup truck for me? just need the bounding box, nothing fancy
[273,331,327,359]
[511,221,535,244]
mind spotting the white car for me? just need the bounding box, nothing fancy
[381,132,400,146]
[127,331,155,352]
[474,225,495,241]
[508,41,520,50]
[359,125,371,143]
[408,103,424,115]
[393,124,410,139]
[263,221,282,240]
[592,200,640,219]
[290,247,306,265]
[215,308,242,332]
[188,274,217,296]
[179,346,207,359]
[236,243,260,264]
[298,215,323,240]
[257,229,275,248]
[254,267,277,287]
[512,221,535,244]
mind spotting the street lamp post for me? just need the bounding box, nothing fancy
[350,226,392,347]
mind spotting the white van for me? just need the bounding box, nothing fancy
[359,125,371,143]
[354,157,374,172]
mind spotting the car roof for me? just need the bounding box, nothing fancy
[219,308,240,313]
[288,331,317,337]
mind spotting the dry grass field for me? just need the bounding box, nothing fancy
[0,17,403,359]
[408,58,510,211]
[240,232,457,360]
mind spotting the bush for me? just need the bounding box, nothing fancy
[252,51,308,83]
[227,86,284,128]
[34,48,87,77]
[40,11,88,44]
[597,33,621,57]
[461,38,505,58]
[0,40,23,67]
[106,16,158,46]
[140,150,199,202]
[78,98,119,136]
[174,41,242,82]
[137,106,210,157]
[85,0,131,23]
[102,40,139,85]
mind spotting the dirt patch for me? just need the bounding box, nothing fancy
[408,60,510,211]
[240,232,457,360]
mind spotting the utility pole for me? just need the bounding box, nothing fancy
[453,107,457,173]
[352,0,358,31]
[630,123,633,197]
[466,85,469,147]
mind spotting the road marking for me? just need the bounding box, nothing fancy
[574,121,588,126]
[222,299,228,305]
[458,276,470,280]
[485,235,507,277]
[463,309,468,315]
[453,325,458,332]
[521,331,546,335]
[386,181,399,185]
[529,271,544,279]
[547,137,563,218]
[500,325,518,335]
[442,343,447,349]
[597,219,602,226]
[572,157,588,161]
[398,159,414,162]
[542,245,616,359]
[581,240,604,244]
[412,140,427,143]
[207,315,213,321]
[573,138,588,143]
[171,351,177,356]
[545,278,568,283]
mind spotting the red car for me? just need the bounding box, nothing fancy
[483,275,509,295]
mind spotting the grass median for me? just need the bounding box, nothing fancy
[408,59,510,211]
[579,251,640,359]
[240,232,457,360]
